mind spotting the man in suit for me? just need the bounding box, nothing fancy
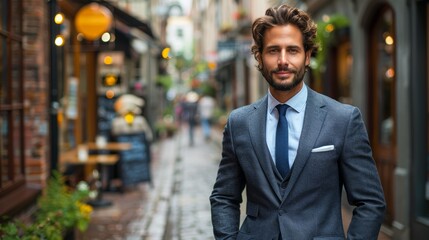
[209,4,386,240]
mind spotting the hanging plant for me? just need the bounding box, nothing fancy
[313,14,350,81]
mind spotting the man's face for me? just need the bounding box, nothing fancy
[260,24,311,93]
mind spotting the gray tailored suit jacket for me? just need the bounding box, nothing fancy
[210,88,386,240]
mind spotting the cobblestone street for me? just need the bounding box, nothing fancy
[76,125,221,240]
[165,126,220,240]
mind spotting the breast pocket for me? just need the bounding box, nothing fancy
[309,148,338,167]
[306,149,340,182]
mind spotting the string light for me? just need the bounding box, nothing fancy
[101,32,111,42]
[55,35,65,46]
[104,56,113,65]
[385,35,394,45]
[54,12,64,24]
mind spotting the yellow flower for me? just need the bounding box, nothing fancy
[78,202,93,219]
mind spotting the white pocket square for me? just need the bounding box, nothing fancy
[311,145,335,152]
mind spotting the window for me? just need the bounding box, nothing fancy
[368,4,396,224]
[0,0,25,197]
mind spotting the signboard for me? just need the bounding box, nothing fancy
[97,95,117,138]
[115,133,151,186]
[75,3,113,41]
[97,52,125,95]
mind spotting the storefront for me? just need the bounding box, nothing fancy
[56,0,162,157]
[305,0,419,238]
[410,0,429,238]
[0,0,163,217]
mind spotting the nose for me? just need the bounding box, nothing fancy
[277,49,288,67]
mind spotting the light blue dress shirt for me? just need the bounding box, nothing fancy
[266,84,307,168]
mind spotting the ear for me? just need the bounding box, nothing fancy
[256,53,262,64]
[305,51,312,66]
[256,53,263,69]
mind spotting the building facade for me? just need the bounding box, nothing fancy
[276,0,428,239]
[195,0,428,239]
[0,0,49,217]
[0,0,164,219]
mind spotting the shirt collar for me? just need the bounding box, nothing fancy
[268,84,308,114]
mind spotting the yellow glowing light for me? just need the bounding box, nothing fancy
[105,90,115,99]
[55,35,65,46]
[124,113,134,124]
[385,35,394,45]
[54,13,65,24]
[104,56,113,65]
[101,32,111,42]
[161,47,171,59]
[208,62,217,70]
[75,3,112,41]
[325,24,335,33]
[104,74,117,86]
[385,67,395,78]
[57,110,63,125]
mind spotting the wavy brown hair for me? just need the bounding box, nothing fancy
[251,4,318,71]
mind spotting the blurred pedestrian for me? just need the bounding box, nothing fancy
[182,91,199,146]
[210,4,386,240]
[198,93,216,141]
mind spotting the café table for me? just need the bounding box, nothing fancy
[85,142,132,152]
[60,149,119,207]
[84,142,133,190]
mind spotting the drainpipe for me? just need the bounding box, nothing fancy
[48,0,59,175]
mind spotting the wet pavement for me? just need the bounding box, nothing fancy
[76,124,392,240]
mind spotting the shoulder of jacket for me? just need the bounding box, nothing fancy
[309,88,356,113]
[230,96,266,117]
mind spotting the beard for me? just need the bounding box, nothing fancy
[261,64,307,91]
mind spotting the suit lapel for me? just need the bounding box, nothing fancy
[281,89,327,201]
[248,96,282,200]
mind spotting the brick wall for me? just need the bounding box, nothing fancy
[22,0,50,187]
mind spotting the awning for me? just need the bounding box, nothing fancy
[99,0,156,40]
[59,0,158,42]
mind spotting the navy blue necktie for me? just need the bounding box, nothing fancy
[275,104,290,178]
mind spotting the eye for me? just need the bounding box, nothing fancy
[267,48,279,54]
[288,48,299,54]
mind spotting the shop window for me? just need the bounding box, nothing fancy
[0,0,25,197]
[312,15,351,102]
[368,4,396,224]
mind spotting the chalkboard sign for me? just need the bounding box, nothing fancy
[115,133,151,186]
[97,95,118,137]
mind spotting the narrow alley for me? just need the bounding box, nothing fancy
[76,125,221,240]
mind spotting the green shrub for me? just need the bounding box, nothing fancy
[0,171,93,239]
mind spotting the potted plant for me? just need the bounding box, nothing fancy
[0,171,93,239]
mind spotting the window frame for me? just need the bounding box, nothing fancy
[0,0,25,198]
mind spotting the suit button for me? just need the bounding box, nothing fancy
[279,210,285,216]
